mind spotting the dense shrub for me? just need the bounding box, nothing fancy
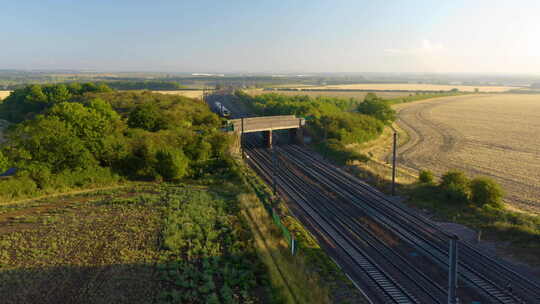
[0,151,9,173]
[357,96,396,124]
[439,170,469,203]
[127,103,167,131]
[418,170,435,184]
[470,177,504,208]
[156,149,189,180]
[0,82,112,122]
[0,88,232,200]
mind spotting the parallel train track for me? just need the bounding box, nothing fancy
[214,94,540,303]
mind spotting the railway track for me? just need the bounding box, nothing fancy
[284,145,540,302]
[216,93,540,303]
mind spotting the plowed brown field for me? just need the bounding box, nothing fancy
[395,94,540,213]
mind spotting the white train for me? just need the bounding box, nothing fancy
[213,102,231,117]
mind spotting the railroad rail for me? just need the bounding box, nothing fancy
[218,93,540,303]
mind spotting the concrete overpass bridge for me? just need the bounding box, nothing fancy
[228,115,305,148]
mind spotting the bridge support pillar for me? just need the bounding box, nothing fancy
[263,130,272,148]
[288,128,304,145]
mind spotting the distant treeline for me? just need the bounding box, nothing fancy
[96,81,184,90]
[5,80,188,91]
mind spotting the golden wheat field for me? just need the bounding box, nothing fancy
[245,88,408,99]
[394,94,540,213]
[294,84,516,92]
[0,91,11,100]
[151,90,204,99]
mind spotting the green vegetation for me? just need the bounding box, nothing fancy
[356,94,396,124]
[440,170,470,203]
[235,91,387,165]
[240,163,363,303]
[98,80,183,90]
[418,169,434,184]
[384,91,466,105]
[0,83,233,202]
[156,185,274,304]
[470,177,504,208]
[406,170,539,250]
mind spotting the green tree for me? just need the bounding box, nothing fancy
[0,151,9,173]
[418,170,434,184]
[357,99,396,124]
[364,92,378,102]
[128,103,166,131]
[439,170,469,203]
[47,102,117,159]
[155,148,189,180]
[4,115,97,172]
[470,177,504,208]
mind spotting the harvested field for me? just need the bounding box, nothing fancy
[245,88,408,99]
[152,90,203,99]
[0,91,11,100]
[289,83,516,92]
[395,94,540,213]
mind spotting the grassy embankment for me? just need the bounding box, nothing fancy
[238,162,366,304]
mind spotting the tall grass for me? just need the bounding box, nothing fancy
[238,193,331,304]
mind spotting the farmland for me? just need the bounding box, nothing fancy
[284,83,516,92]
[394,94,540,214]
[0,91,11,100]
[152,90,204,99]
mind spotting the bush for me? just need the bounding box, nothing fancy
[357,98,396,124]
[439,170,469,203]
[0,151,9,173]
[470,177,504,208]
[418,170,434,184]
[156,149,189,180]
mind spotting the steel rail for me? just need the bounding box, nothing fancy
[245,142,420,304]
[278,144,530,303]
[286,144,540,303]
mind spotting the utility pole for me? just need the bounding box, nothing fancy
[272,146,277,196]
[241,118,245,159]
[448,235,459,304]
[391,132,397,196]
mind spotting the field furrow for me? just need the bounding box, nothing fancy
[395,94,540,213]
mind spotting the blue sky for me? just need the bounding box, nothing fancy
[1,0,538,73]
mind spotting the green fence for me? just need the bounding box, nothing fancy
[245,172,297,255]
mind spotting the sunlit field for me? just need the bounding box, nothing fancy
[152,90,203,99]
[395,94,540,213]
[290,83,516,92]
[0,91,11,100]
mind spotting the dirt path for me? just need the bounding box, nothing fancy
[395,94,540,214]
